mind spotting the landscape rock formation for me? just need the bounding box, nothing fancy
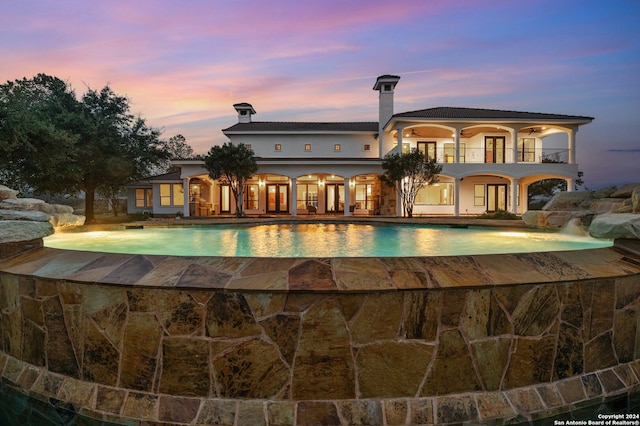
[522,183,640,239]
[0,184,85,244]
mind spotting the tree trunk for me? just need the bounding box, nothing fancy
[84,186,96,224]
[231,182,245,218]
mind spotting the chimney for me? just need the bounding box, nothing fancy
[233,102,256,123]
[373,75,400,133]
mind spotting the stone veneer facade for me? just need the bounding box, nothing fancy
[1,238,640,425]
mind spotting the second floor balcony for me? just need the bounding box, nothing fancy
[398,143,570,165]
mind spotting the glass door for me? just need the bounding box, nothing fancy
[326,184,344,213]
[220,185,231,213]
[487,184,507,212]
[267,184,289,213]
[485,137,505,163]
[418,141,437,161]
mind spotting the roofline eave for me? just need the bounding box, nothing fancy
[222,130,378,136]
[384,117,594,132]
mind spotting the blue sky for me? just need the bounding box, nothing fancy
[1,0,638,187]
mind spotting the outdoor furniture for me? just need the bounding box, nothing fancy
[197,200,212,216]
[307,204,317,215]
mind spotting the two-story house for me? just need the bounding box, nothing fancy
[127,75,593,218]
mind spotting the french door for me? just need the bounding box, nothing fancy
[219,185,231,213]
[326,184,344,213]
[267,184,289,213]
[418,141,437,161]
[487,184,507,212]
[485,137,505,163]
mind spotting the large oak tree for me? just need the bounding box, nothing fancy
[0,74,171,223]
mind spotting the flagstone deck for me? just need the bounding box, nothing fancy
[1,236,640,425]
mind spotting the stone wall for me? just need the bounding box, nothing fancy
[1,245,640,424]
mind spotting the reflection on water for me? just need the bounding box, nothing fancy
[44,223,612,258]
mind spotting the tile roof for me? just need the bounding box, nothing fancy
[127,171,182,186]
[223,122,379,133]
[392,107,594,121]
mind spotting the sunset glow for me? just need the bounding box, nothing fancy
[2,0,638,187]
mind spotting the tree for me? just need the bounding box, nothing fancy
[150,134,196,175]
[0,74,82,194]
[380,148,442,217]
[78,87,169,222]
[0,74,170,223]
[203,142,257,217]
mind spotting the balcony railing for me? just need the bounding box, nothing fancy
[540,149,569,164]
[428,148,569,164]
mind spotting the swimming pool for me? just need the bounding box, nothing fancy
[44,222,612,257]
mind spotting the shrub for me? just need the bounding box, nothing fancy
[476,210,520,220]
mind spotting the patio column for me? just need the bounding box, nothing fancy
[291,177,297,216]
[511,178,519,214]
[454,178,460,216]
[182,178,190,217]
[567,178,575,193]
[343,177,350,216]
[568,129,576,164]
[397,181,403,217]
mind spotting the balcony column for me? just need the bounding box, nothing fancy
[454,178,461,216]
[343,177,350,217]
[453,129,460,163]
[395,127,404,154]
[182,178,190,217]
[510,178,519,214]
[568,129,576,164]
[511,126,524,164]
[291,177,297,216]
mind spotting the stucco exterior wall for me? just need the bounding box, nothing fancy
[236,133,380,159]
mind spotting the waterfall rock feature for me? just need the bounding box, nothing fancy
[523,186,640,237]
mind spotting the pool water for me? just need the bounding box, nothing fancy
[44,223,612,257]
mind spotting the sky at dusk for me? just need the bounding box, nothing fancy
[1,0,639,188]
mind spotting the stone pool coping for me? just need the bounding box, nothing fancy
[4,217,636,292]
[0,243,638,292]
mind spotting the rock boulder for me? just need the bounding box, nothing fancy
[589,213,640,239]
[0,220,54,243]
[51,212,86,228]
[0,190,85,228]
[611,183,640,199]
[0,209,52,222]
[541,191,594,211]
[0,185,19,201]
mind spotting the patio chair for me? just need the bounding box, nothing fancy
[307,204,317,215]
